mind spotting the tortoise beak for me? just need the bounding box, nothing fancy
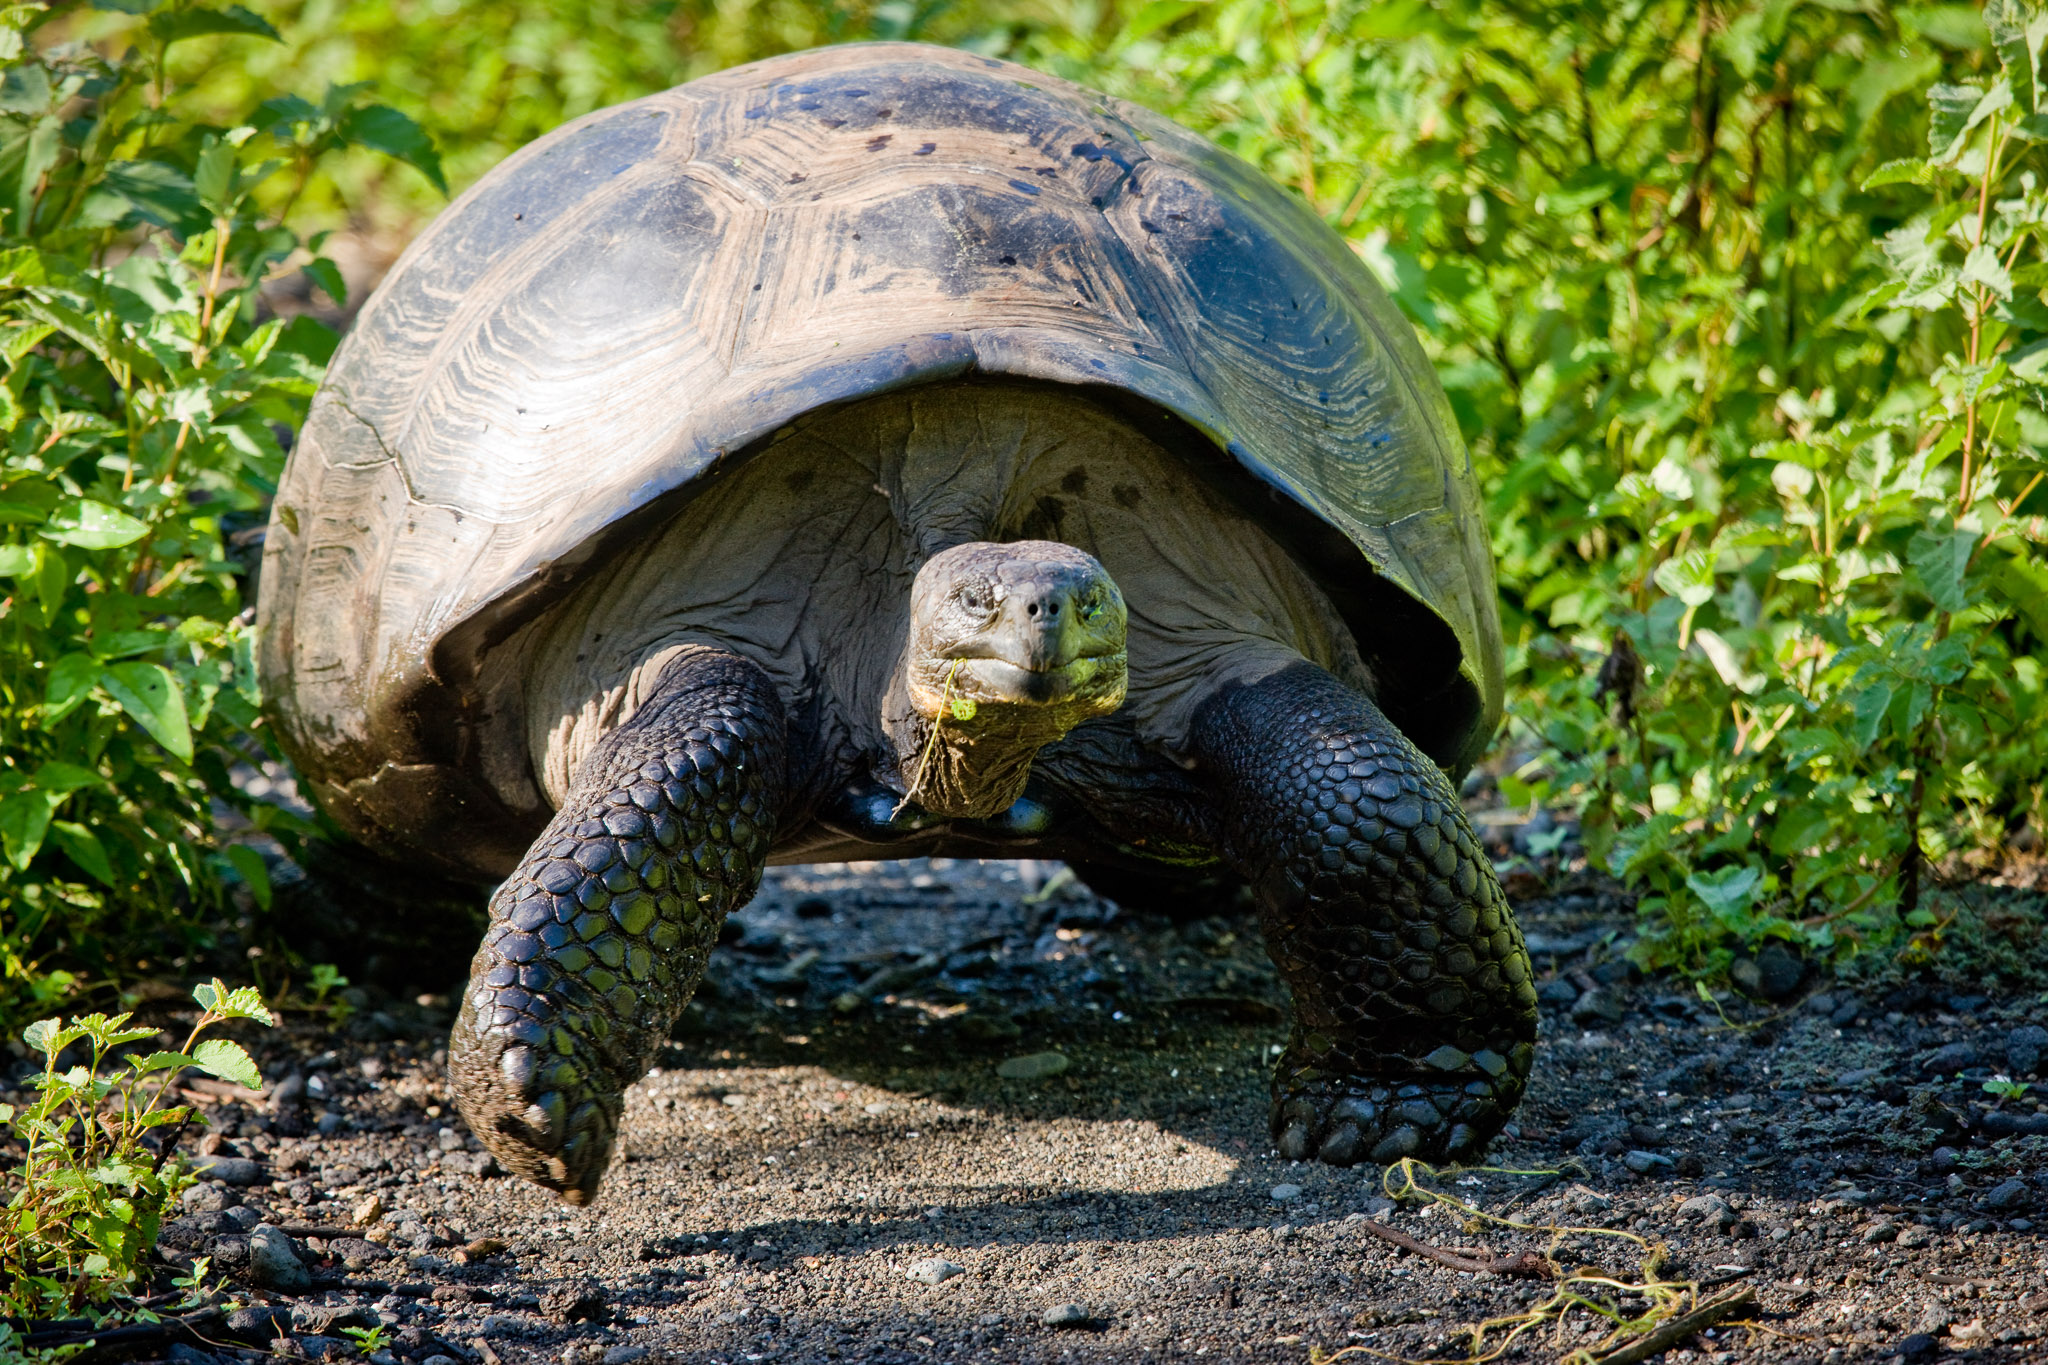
[948,653,1125,707]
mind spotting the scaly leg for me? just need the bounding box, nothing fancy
[448,646,786,1202]
[1192,663,1537,1165]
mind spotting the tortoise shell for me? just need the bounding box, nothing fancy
[255,41,1503,881]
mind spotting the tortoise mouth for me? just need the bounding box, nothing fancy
[939,652,1127,708]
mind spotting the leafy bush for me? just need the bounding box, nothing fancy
[0,979,271,1318]
[0,1,432,1024]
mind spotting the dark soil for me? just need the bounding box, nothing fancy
[26,857,2048,1365]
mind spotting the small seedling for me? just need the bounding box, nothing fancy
[308,963,350,1004]
[1984,1074,2032,1101]
[342,1324,392,1354]
[0,979,273,1317]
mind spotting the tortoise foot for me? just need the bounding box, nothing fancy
[1269,1045,1532,1168]
[450,998,621,1203]
[447,647,787,1203]
[1191,663,1540,1173]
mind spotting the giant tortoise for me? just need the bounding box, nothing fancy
[257,42,1537,1203]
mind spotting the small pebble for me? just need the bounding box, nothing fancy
[2007,1023,2048,1076]
[247,1225,309,1291]
[906,1257,965,1285]
[1571,989,1625,1025]
[1270,1183,1302,1202]
[436,1126,466,1152]
[1983,1177,2032,1211]
[1678,1194,1733,1226]
[181,1183,232,1212]
[602,1349,648,1365]
[996,1051,1070,1080]
[1041,1302,1096,1329]
[1622,1149,1673,1175]
[225,1305,292,1337]
[191,1155,262,1186]
[1921,1042,1978,1075]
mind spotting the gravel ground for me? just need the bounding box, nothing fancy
[39,855,2048,1365]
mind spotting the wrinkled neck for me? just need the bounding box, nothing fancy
[880,675,1071,820]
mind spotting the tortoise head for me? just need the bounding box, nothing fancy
[893,540,1127,818]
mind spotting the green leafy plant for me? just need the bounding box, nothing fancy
[0,0,438,1025]
[341,1324,391,1354]
[1984,1074,2032,1101]
[0,978,272,1317]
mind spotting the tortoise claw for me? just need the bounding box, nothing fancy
[1268,1056,1529,1172]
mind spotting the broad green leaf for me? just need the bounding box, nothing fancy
[1880,221,1943,280]
[1650,454,1695,501]
[0,544,30,575]
[0,316,50,360]
[1852,682,1895,748]
[1985,0,2048,112]
[0,60,49,114]
[337,104,447,193]
[0,788,60,869]
[44,652,98,724]
[1863,158,1934,189]
[30,762,103,796]
[224,844,272,910]
[147,5,281,45]
[42,500,148,550]
[14,115,58,231]
[2011,336,2048,382]
[1909,527,1980,613]
[1963,244,2015,299]
[1768,803,1834,857]
[193,979,274,1025]
[48,822,113,886]
[301,257,346,307]
[99,160,206,235]
[1653,548,1717,607]
[22,1017,62,1056]
[100,661,193,763]
[193,137,236,211]
[1119,0,1201,44]
[126,1050,194,1075]
[1992,553,2048,639]
[1928,81,2010,164]
[191,1038,261,1091]
[1686,864,1761,919]
[1901,4,1991,52]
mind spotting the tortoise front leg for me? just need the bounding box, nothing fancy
[449,647,786,1203]
[1193,663,1537,1166]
